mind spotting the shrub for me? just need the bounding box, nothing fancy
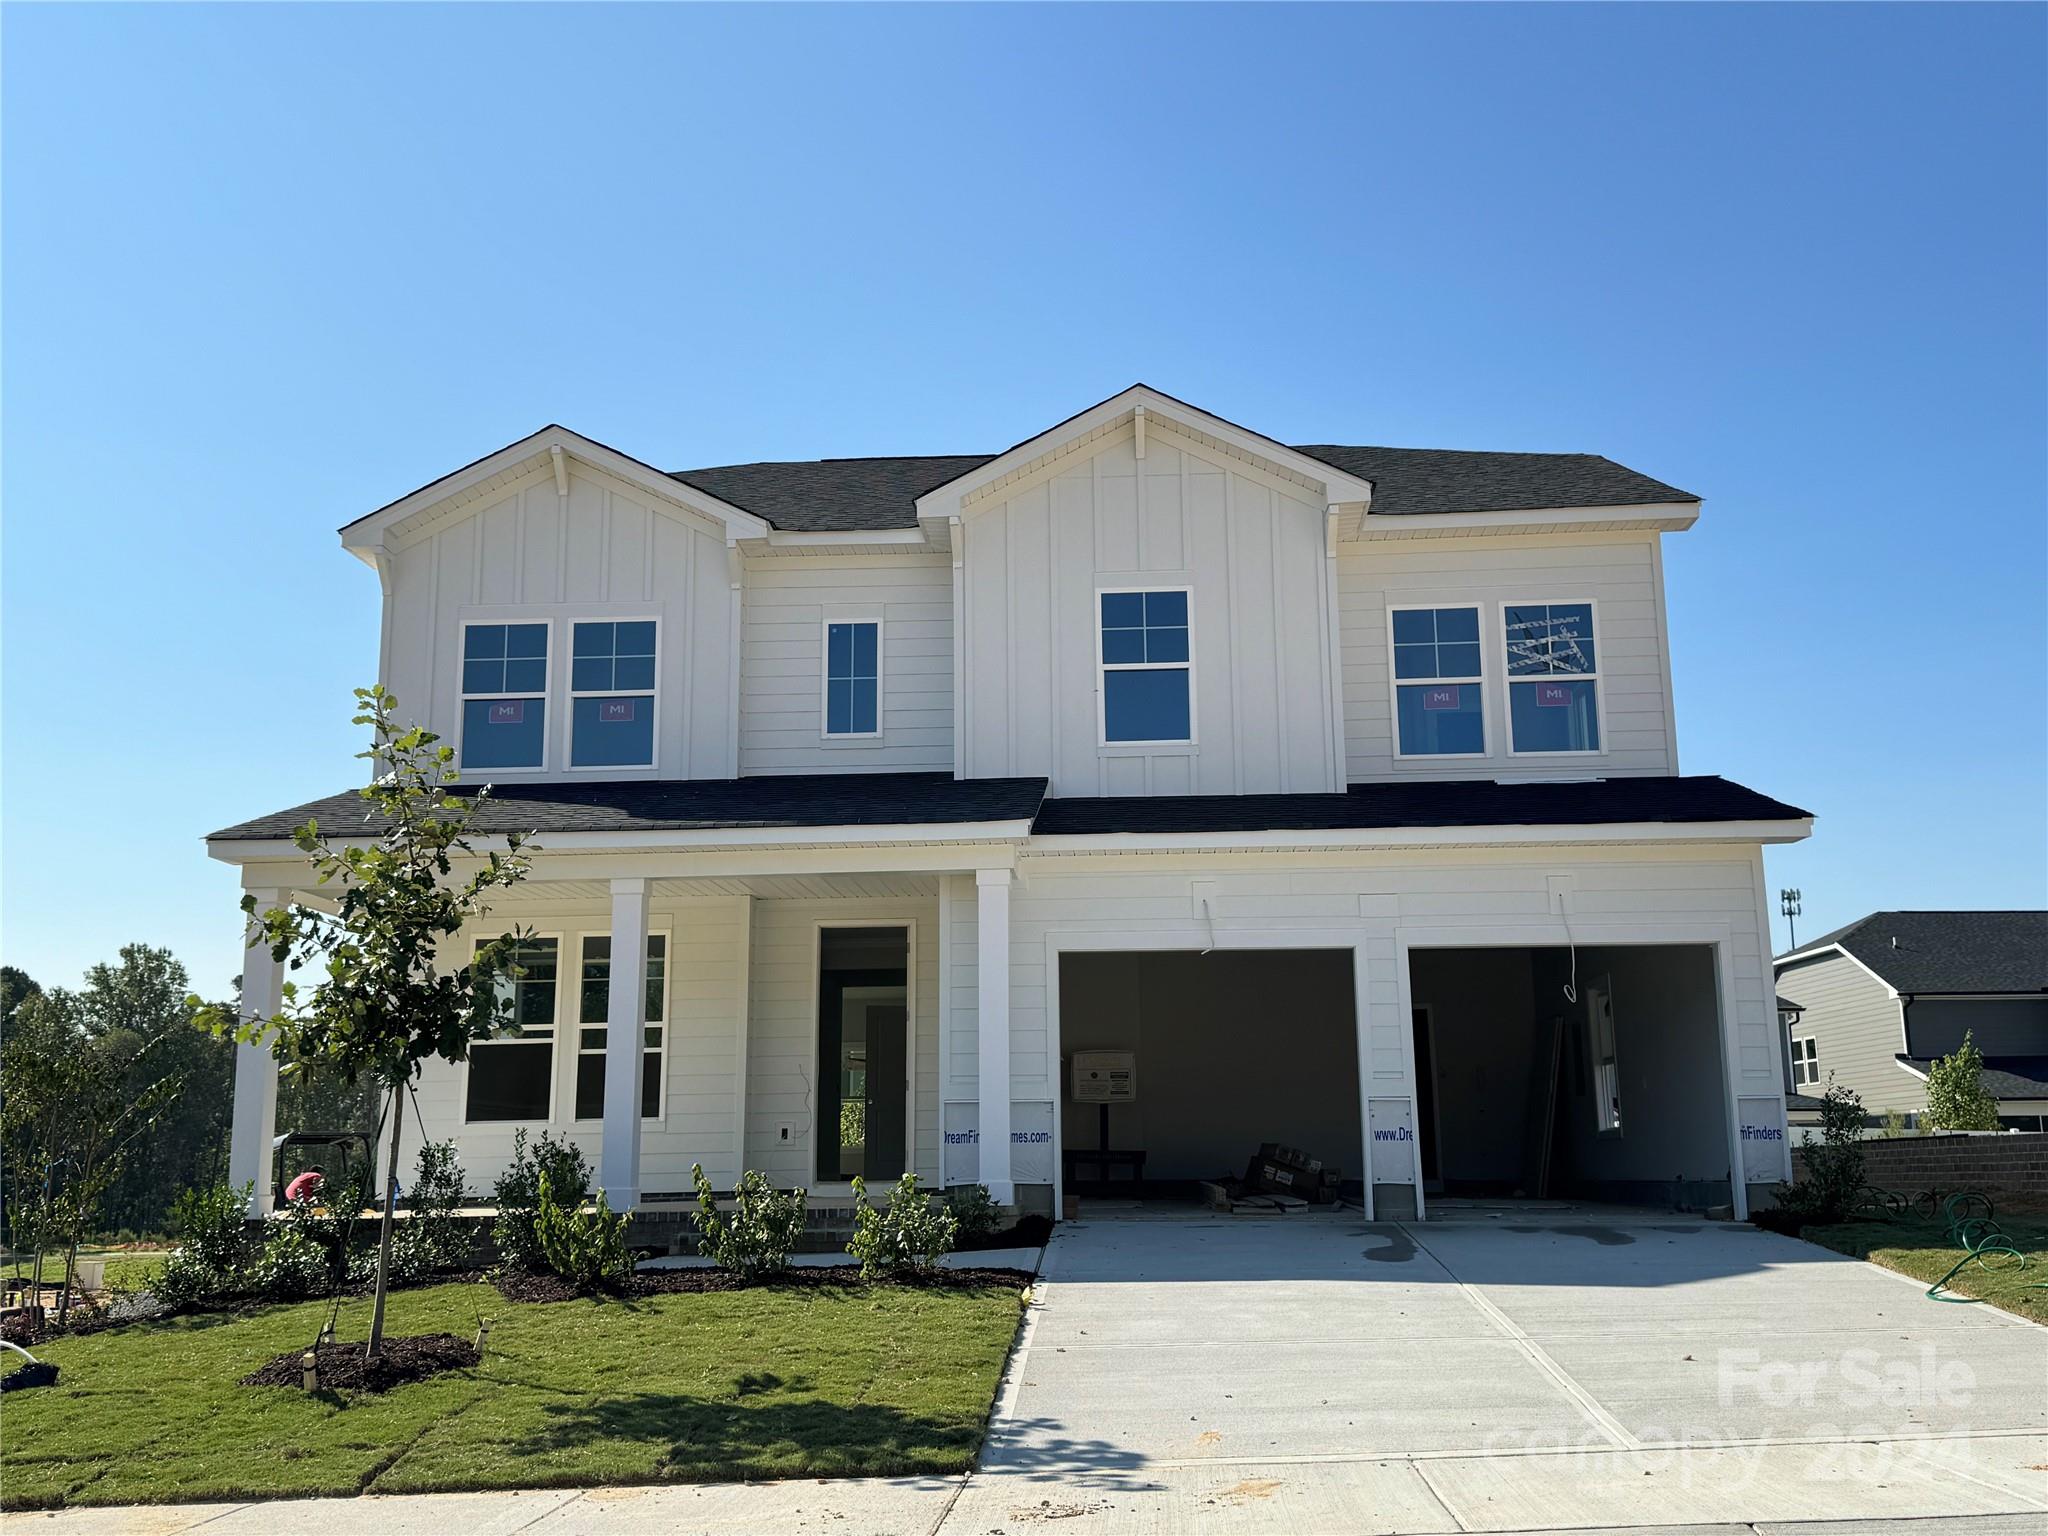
[1924,1031,2001,1132]
[847,1172,957,1279]
[1762,1078,1866,1233]
[692,1165,806,1279]
[946,1183,1001,1244]
[152,1181,255,1308]
[382,1141,473,1285]
[1880,1108,1910,1138]
[250,1224,330,1300]
[491,1129,591,1272]
[532,1172,631,1290]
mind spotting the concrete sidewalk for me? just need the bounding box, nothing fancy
[11,1213,2046,1535]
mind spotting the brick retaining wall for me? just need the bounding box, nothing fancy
[1792,1133,2047,1207]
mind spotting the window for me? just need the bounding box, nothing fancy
[824,621,881,736]
[461,623,549,769]
[1391,606,1485,756]
[570,620,657,768]
[1099,589,1192,743]
[573,934,667,1121]
[1791,1036,1820,1088]
[466,937,559,1122]
[1504,601,1601,753]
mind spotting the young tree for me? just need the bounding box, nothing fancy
[194,686,535,1355]
[1923,1030,2001,1132]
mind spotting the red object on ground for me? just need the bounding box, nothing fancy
[285,1171,325,1205]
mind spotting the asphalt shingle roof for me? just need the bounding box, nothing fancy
[1782,911,2048,996]
[1029,775,1808,836]
[208,773,1049,842]
[670,446,1696,533]
[1897,1055,2048,1100]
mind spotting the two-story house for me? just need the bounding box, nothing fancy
[208,385,1812,1223]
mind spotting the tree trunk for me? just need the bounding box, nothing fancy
[365,1081,404,1359]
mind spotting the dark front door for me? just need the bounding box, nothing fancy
[816,927,909,1183]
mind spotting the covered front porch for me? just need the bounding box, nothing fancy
[210,777,1048,1219]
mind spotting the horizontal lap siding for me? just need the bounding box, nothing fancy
[408,896,746,1195]
[744,897,942,1186]
[1775,952,1916,1113]
[740,558,954,774]
[1338,533,1674,781]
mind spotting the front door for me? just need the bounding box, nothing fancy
[816,927,909,1182]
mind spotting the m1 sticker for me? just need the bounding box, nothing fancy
[599,700,636,724]
[1535,681,1574,708]
[1421,684,1461,711]
[487,701,526,726]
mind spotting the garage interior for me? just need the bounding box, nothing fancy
[1409,943,1734,1210]
[1058,949,1362,1204]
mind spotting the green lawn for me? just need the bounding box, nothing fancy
[1,1275,1027,1509]
[5,1249,167,1295]
[1800,1215,2048,1324]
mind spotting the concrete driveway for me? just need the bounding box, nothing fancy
[953,1209,2048,1533]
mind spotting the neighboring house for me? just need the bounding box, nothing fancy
[1775,911,2048,1131]
[208,384,1813,1223]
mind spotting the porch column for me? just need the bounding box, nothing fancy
[976,869,1014,1204]
[601,877,650,1209]
[227,887,285,1217]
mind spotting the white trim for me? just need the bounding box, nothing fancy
[1387,602,1490,761]
[1042,925,1381,1221]
[731,895,753,1184]
[1499,597,1608,759]
[1095,584,1197,747]
[1790,1035,1820,1088]
[462,931,566,1127]
[1027,818,1814,854]
[1353,501,1700,539]
[820,616,885,741]
[212,821,1037,865]
[570,929,671,1124]
[566,614,662,773]
[456,617,555,774]
[1391,920,1753,1222]
[806,918,919,1185]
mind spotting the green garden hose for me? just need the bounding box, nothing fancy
[1921,1190,2043,1304]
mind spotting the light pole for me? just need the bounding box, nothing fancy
[1780,887,1802,951]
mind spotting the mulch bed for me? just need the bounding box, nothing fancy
[493,1264,1035,1304]
[242,1333,480,1392]
[957,1214,1054,1252]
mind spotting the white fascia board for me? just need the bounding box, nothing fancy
[339,425,770,559]
[1352,501,1701,540]
[1772,941,1904,999]
[761,527,930,550]
[1026,816,1812,855]
[912,384,1376,521]
[207,818,1037,865]
[1893,1058,1931,1082]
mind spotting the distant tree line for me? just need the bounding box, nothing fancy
[0,945,379,1245]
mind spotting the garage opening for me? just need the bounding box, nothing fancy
[1058,949,1361,1207]
[1409,944,1732,1211]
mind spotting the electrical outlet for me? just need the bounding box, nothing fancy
[775,1121,800,1143]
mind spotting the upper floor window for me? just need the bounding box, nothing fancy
[824,620,881,737]
[1391,606,1484,757]
[1099,588,1192,744]
[1504,601,1601,754]
[461,623,549,770]
[574,934,667,1121]
[466,936,559,1122]
[570,620,657,768]
[1791,1036,1819,1087]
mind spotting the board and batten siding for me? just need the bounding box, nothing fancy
[1338,532,1676,781]
[408,895,749,1195]
[958,430,1340,797]
[739,555,954,774]
[742,896,943,1188]
[1774,952,1915,1113]
[941,847,1788,1185]
[381,460,737,780]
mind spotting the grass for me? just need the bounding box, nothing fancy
[6,1248,169,1295]
[1800,1215,2048,1324]
[0,1274,1027,1509]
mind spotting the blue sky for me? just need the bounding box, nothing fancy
[4,4,2043,995]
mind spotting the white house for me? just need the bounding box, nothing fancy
[208,384,1811,1223]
